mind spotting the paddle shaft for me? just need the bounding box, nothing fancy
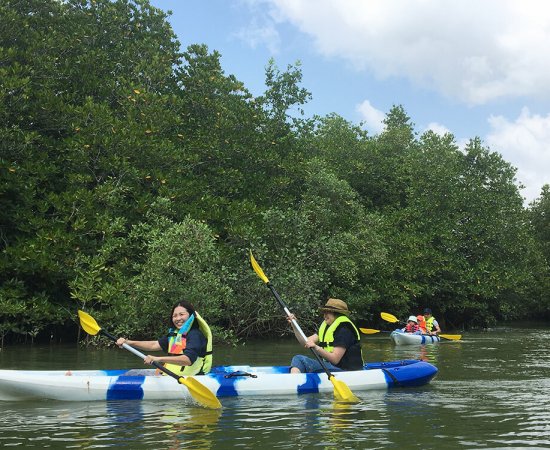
[266,283,335,380]
[99,329,182,380]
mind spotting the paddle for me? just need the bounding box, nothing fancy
[359,328,390,335]
[249,251,360,403]
[77,310,222,409]
[380,312,462,341]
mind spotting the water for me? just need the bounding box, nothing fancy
[1,326,549,449]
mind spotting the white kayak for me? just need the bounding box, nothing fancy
[390,330,441,345]
[0,359,437,402]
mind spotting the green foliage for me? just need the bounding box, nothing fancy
[0,279,65,344]
[529,185,550,262]
[1,0,548,346]
[126,215,234,341]
[240,159,386,335]
[377,133,541,327]
[527,185,550,318]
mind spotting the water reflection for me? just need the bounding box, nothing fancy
[1,327,549,448]
[160,406,221,449]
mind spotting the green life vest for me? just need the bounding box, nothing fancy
[318,316,364,370]
[163,312,213,375]
[426,316,436,332]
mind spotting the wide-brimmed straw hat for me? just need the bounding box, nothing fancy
[319,298,350,316]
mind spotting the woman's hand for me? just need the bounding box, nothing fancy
[116,338,126,348]
[144,355,159,365]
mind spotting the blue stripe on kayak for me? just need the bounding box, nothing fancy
[213,371,323,396]
[211,365,292,374]
[107,376,145,400]
[210,366,293,397]
[102,369,131,376]
[215,375,239,397]
[421,335,426,344]
[297,373,322,395]
[273,366,291,374]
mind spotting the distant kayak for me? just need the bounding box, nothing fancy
[390,330,441,345]
[0,360,437,402]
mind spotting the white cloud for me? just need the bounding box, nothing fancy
[486,108,550,202]
[424,122,451,136]
[240,0,550,202]
[235,20,281,54]
[356,99,385,133]
[355,103,550,203]
[259,0,550,105]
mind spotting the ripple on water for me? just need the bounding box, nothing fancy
[1,327,549,449]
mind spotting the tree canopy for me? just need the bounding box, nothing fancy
[1,0,548,346]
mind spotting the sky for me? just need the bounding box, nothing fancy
[149,0,550,204]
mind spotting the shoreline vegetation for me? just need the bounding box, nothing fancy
[1,0,549,347]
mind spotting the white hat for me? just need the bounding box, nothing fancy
[407,315,418,323]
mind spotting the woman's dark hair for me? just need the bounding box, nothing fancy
[169,300,197,328]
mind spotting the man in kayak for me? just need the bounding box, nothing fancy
[286,298,364,373]
[423,308,442,335]
[116,300,213,375]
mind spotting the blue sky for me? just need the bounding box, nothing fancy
[149,0,550,204]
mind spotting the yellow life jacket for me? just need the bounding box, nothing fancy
[318,316,364,370]
[425,316,436,332]
[163,312,213,375]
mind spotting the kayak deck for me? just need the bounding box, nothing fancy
[0,359,437,402]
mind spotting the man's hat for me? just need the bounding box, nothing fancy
[319,298,350,316]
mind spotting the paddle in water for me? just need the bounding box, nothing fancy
[77,310,221,409]
[380,312,462,341]
[249,251,360,403]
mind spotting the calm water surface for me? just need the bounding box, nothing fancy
[1,326,549,449]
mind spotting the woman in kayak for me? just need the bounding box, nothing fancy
[287,298,364,373]
[116,300,212,375]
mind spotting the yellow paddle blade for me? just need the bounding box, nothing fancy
[359,328,381,335]
[249,250,269,284]
[179,377,222,409]
[330,376,360,403]
[440,334,462,341]
[78,310,101,336]
[380,312,399,323]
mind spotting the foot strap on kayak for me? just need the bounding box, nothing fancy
[224,371,258,379]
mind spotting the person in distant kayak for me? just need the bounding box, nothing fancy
[116,300,212,375]
[401,315,422,334]
[423,308,442,335]
[286,298,364,373]
[416,314,427,333]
